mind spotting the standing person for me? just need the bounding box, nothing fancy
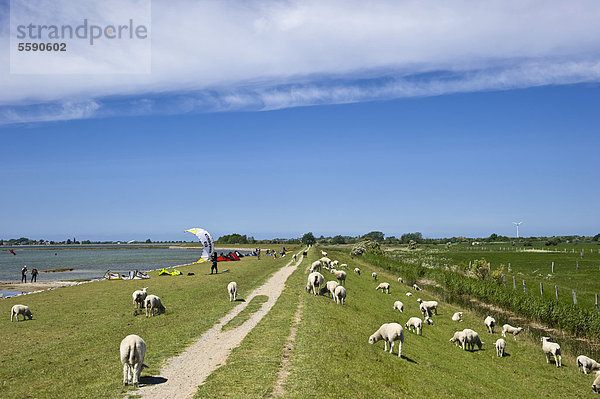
[210,251,218,274]
[257,248,261,260]
[21,265,28,283]
[31,267,38,283]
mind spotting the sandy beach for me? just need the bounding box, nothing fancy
[0,280,80,293]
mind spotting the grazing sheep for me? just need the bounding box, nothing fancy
[406,292,413,297]
[450,331,466,348]
[484,316,496,334]
[577,355,600,374]
[310,260,321,273]
[593,371,600,393]
[372,272,377,281]
[321,250,328,257]
[424,316,434,325]
[120,334,146,387]
[330,269,347,286]
[416,298,438,315]
[541,337,562,367]
[334,285,347,305]
[452,312,463,322]
[10,305,33,322]
[393,301,404,312]
[495,338,506,357]
[144,295,166,317]
[307,272,325,296]
[462,329,484,351]
[405,317,423,335]
[413,284,422,291]
[368,323,404,358]
[292,254,297,262]
[132,287,148,309]
[502,324,524,341]
[340,263,348,269]
[419,303,432,318]
[331,260,339,268]
[354,267,361,275]
[324,280,339,298]
[397,277,404,283]
[375,282,390,294]
[228,281,238,302]
[320,257,331,269]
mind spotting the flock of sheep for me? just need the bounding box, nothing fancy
[303,249,600,394]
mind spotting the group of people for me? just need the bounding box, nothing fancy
[20,265,38,283]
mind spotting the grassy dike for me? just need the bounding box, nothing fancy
[0,250,296,399]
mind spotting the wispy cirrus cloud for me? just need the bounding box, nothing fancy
[1,0,600,125]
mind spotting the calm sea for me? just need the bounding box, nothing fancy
[0,247,228,281]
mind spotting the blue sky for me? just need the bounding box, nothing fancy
[1,1,599,241]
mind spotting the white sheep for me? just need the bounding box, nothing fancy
[330,269,346,286]
[310,260,321,273]
[340,263,348,269]
[354,267,361,275]
[397,277,404,283]
[120,334,146,387]
[593,371,600,393]
[577,355,600,374]
[484,316,496,334]
[393,301,404,313]
[416,298,438,315]
[368,323,404,358]
[132,287,148,309]
[494,338,506,357]
[330,260,339,268]
[372,272,377,281]
[144,295,166,317]
[228,281,238,302]
[307,272,324,296]
[405,317,423,335]
[501,324,524,341]
[413,284,422,291]
[324,280,339,299]
[452,312,463,322]
[406,292,413,297]
[449,331,466,348]
[321,250,328,257]
[462,329,484,351]
[419,303,432,318]
[292,254,297,262]
[541,337,561,367]
[334,285,347,305]
[10,305,33,322]
[375,282,390,294]
[424,316,434,325]
[320,257,331,269]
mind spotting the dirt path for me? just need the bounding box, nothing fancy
[134,251,305,399]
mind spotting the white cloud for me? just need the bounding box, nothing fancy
[1,0,600,124]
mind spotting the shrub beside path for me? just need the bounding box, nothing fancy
[134,250,306,399]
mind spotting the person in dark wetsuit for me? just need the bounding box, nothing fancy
[210,252,218,274]
[31,267,38,283]
[21,265,28,283]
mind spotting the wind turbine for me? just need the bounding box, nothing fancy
[513,222,522,238]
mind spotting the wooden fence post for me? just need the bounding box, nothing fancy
[540,282,544,296]
[552,262,554,273]
[572,290,577,305]
[523,280,527,294]
[513,276,516,290]
[555,285,559,300]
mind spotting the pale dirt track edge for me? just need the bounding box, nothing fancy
[133,250,306,399]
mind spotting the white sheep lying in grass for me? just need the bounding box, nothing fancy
[416,298,438,315]
[228,281,238,302]
[495,338,506,357]
[340,263,348,269]
[310,260,321,273]
[413,284,422,291]
[10,305,33,321]
[593,371,600,393]
[501,324,524,341]
[450,331,466,348]
[120,334,146,387]
[397,277,403,283]
[393,301,404,312]
[577,355,600,374]
[334,285,346,305]
[406,292,413,297]
[452,312,463,322]
[330,269,346,286]
[375,282,390,294]
[369,323,404,358]
[405,317,423,335]
[306,272,325,296]
[132,287,148,309]
[354,267,361,275]
[324,280,339,298]
[541,337,561,367]
[372,272,377,281]
[462,329,484,351]
[144,295,166,317]
[484,316,496,334]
